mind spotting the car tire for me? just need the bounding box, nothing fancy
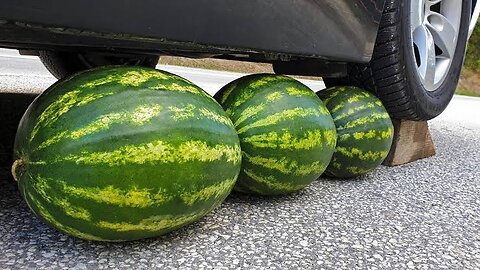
[324,0,471,120]
[39,51,160,79]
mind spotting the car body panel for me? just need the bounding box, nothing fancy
[470,0,480,38]
[0,0,386,63]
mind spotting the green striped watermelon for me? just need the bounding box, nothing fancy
[215,74,337,195]
[12,66,241,241]
[317,86,394,178]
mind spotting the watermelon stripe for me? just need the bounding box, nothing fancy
[330,157,342,170]
[33,174,236,209]
[248,75,292,89]
[30,89,81,141]
[226,76,297,109]
[198,108,234,128]
[32,175,93,221]
[58,140,241,166]
[339,128,393,142]
[37,104,163,150]
[232,90,256,108]
[332,103,376,122]
[35,131,67,151]
[70,104,162,136]
[168,104,233,127]
[30,69,215,143]
[218,81,238,104]
[344,93,372,104]
[319,87,347,105]
[323,129,337,149]
[168,104,196,120]
[329,94,373,114]
[30,90,115,141]
[285,87,316,97]
[336,146,389,161]
[36,101,233,141]
[244,152,326,176]
[228,90,286,118]
[345,166,374,175]
[79,69,209,98]
[237,107,323,134]
[242,130,325,150]
[76,92,117,106]
[55,199,92,221]
[242,129,336,151]
[337,113,390,131]
[24,188,109,241]
[328,157,375,176]
[79,69,171,88]
[230,102,265,125]
[232,95,280,127]
[179,176,236,206]
[61,181,172,208]
[265,91,283,102]
[96,208,212,232]
[151,82,215,101]
[243,169,306,193]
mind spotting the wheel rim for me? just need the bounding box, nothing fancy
[410,0,462,91]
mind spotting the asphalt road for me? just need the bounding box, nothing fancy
[1,49,479,269]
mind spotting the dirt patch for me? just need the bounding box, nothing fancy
[457,68,480,97]
[158,56,322,81]
[159,56,274,74]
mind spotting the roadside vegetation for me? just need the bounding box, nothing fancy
[459,22,480,97]
[160,24,480,97]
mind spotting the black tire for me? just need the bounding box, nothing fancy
[324,0,471,120]
[39,51,160,79]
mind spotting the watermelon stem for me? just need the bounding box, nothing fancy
[11,159,25,182]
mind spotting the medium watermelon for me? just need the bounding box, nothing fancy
[12,66,241,241]
[215,74,337,195]
[317,86,394,178]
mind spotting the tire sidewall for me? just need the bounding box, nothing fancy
[40,51,159,79]
[402,0,471,119]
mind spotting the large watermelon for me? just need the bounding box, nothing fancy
[11,66,241,241]
[215,74,336,195]
[317,86,394,178]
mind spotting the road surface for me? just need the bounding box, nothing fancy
[0,49,479,269]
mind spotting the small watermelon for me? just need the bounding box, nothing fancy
[12,66,241,241]
[215,74,337,195]
[317,86,394,178]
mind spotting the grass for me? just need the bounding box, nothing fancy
[456,86,480,97]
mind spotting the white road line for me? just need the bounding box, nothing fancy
[0,73,54,78]
[159,65,247,79]
[1,49,325,88]
[0,54,38,60]
[452,94,480,102]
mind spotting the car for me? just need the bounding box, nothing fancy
[0,0,478,120]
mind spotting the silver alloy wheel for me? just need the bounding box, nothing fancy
[410,0,462,91]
